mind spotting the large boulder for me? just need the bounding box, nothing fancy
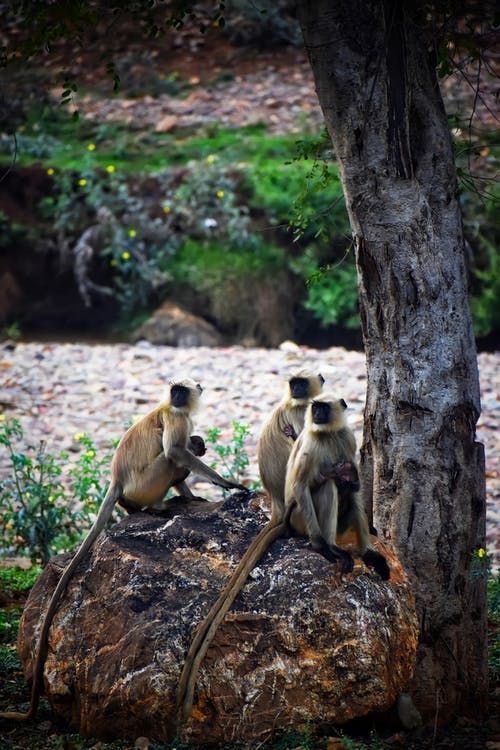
[17,495,418,745]
[131,301,223,346]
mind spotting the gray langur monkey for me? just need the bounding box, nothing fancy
[257,370,325,523]
[0,378,246,722]
[285,394,390,579]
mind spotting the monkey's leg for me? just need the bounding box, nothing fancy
[350,496,390,580]
[293,482,353,573]
[316,482,355,574]
[118,497,143,514]
[123,453,180,506]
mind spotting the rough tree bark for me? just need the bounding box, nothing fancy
[297,0,487,723]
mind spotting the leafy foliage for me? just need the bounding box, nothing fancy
[0,565,41,594]
[0,416,113,564]
[205,420,254,490]
[291,247,360,329]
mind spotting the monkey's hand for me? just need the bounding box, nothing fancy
[282,423,297,440]
[362,549,390,580]
[224,480,249,493]
[312,539,354,574]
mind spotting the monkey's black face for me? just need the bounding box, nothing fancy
[171,384,191,408]
[289,377,310,400]
[311,400,331,424]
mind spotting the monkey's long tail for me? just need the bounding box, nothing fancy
[175,501,296,727]
[0,484,121,722]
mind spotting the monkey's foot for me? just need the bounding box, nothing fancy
[175,495,208,503]
[362,550,390,580]
[315,542,354,574]
[227,482,249,493]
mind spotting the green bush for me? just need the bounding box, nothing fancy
[470,231,500,338]
[205,421,255,493]
[0,416,113,564]
[291,246,360,329]
[246,131,350,243]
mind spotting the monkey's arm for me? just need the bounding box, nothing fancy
[167,445,247,492]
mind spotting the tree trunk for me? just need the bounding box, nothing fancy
[297,0,487,723]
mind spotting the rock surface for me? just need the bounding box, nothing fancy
[18,495,418,745]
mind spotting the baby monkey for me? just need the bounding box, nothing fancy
[0,378,245,723]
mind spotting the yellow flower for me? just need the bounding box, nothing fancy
[477,548,485,558]
[48,495,54,503]
[74,431,85,440]
[106,164,115,173]
[0,414,5,422]
[206,154,216,164]
[216,190,224,199]
[163,205,171,214]
[110,259,118,267]
[47,167,55,176]
[87,143,96,151]
[121,251,131,260]
[128,229,137,238]
[79,178,87,187]
[85,449,95,458]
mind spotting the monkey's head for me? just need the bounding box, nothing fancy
[307,396,347,431]
[287,370,325,404]
[169,379,203,411]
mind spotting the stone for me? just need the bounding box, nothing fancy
[131,301,223,346]
[17,495,418,745]
[154,115,178,133]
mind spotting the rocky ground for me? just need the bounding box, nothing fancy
[0,339,498,569]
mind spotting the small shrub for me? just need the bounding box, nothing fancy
[0,565,41,595]
[0,416,112,565]
[0,609,22,644]
[205,421,255,492]
[291,246,360,329]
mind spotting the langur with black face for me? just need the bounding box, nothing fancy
[0,378,246,722]
[285,394,390,578]
[175,370,326,724]
[257,370,325,523]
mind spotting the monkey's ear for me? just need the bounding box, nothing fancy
[196,383,203,394]
[318,374,325,385]
[340,398,348,410]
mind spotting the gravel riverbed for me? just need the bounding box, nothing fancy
[0,340,498,569]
